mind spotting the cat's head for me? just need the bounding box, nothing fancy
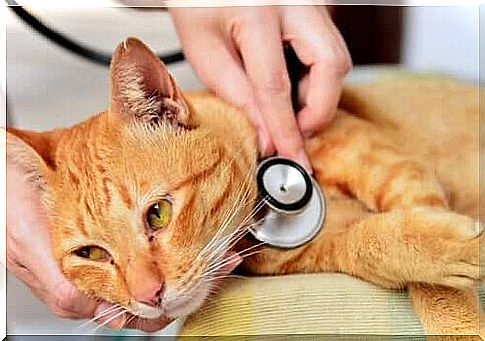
[7,38,258,320]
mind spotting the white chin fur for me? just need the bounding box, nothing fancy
[164,292,207,320]
[163,282,210,319]
[127,301,164,319]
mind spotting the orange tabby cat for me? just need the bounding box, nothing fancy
[6,38,482,335]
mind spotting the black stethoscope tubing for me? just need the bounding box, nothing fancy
[7,1,186,67]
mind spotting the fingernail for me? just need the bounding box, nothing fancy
[297,148,313,175]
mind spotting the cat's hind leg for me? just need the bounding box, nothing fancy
[307,112,449,213]
[408,284,481,335]
[304,112,483,334]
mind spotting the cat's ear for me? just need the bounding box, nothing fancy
[6,128,53,193]
[109,37,192,126]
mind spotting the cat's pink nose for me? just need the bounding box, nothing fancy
[134,281,165,308]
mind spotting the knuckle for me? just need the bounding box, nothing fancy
[321,49,353,77]
[307,117,326,131]
[8,224,24,244]
[228,10,265,44]
[333,52,353,76]
[340,53,353,74]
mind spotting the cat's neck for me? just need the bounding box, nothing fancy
[186,92,258,168]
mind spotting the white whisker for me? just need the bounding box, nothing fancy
[123,314,137,329]
[202,247,264,279]
[197,173,250,259]
[205,196,266,258]
[172,156,260,304]
[77,304,123,330]
[203,197,267,264]
[206,180,254,247]
[90,308,127,333]
[201,241,265,279]
[199,274,247,284]
[222,217,265,252]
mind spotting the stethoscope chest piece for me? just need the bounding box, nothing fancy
[251,157,326,248]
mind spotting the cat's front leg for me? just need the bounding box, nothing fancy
[336,209,483,290]
[323,208,483,335]
[244,208,483,290]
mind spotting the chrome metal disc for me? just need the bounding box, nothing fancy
[252,157,326,248]
[256,157,313,213]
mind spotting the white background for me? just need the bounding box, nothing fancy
[402,6,479,82]
[4,4,480,338]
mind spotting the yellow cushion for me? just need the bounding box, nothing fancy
[181,273,424,336]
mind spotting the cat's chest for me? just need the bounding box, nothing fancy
[323,188,372,231]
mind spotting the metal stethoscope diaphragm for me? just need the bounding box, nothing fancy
[250,157,326,249]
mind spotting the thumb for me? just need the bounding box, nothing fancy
[94,303,127,330]
[51,279,100,318]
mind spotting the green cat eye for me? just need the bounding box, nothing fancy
[147,199,172,230]
[75,246,110,261]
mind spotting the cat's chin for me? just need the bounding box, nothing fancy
[126,301,165,320]
[163,251,243,320]
[163,288,209,320]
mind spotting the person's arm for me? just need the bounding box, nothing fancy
[169,5,352,171]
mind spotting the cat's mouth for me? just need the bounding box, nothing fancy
[162,251,243,319]
[124,251,242,320]
[126,301,165,320]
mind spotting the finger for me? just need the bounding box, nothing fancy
[297,64,343,135]
[236,9,311,170]
[13,236,98,319]
[6,257,47,300]
[6,257,79,318]
[51,280,100,318]
[125,315,172,333]
[174,27,274,157]
[280,6,351,136]
[8,197,99,318]
[7,165,101,319]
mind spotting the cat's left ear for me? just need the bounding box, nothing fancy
[109,37,192,126]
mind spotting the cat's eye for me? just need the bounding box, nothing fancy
[74,246,110,262]
[147,199,172,231]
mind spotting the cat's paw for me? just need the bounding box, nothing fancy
[427,215,484,290]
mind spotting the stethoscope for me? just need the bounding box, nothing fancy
[250,156,326,248]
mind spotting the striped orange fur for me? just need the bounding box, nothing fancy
[6,38,482,334]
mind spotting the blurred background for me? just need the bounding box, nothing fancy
[5,3,481,339]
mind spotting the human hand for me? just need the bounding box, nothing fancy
[170,5,351,171]
[6,163,171,332]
